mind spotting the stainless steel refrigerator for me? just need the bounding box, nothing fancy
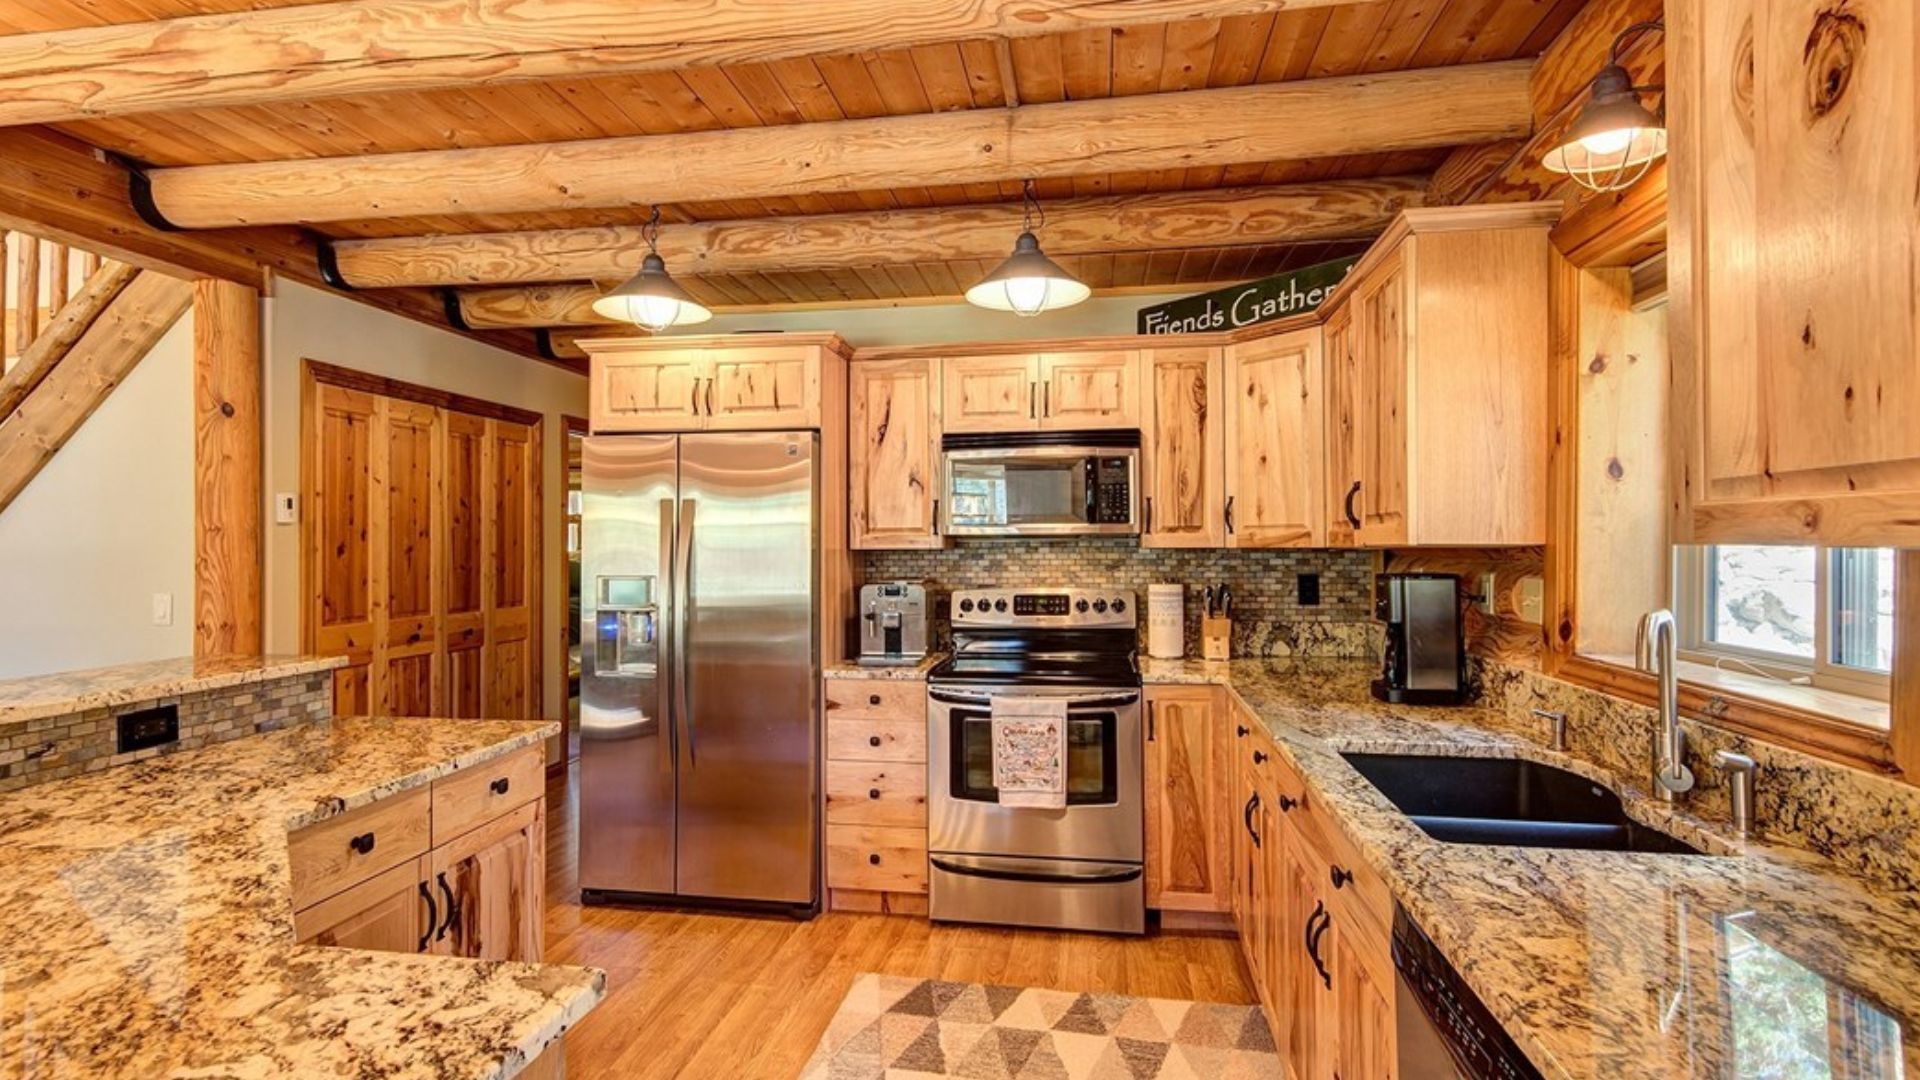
[579,431,820,913]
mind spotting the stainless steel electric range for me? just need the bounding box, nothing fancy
[926,587,1144,935]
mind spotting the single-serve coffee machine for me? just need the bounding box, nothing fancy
[1371,573,1467,705]
[858,582,931,666]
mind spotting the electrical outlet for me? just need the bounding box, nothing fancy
[1517,576,1545,625]
[151,592,173,627]
[1297,573,1321,606]
[1477,572,1498,615]
[274,493,298,525]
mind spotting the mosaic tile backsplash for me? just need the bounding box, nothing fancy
[863,539,1380,658]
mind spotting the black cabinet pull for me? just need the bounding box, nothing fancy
[1236,724,1249,738]
[1252,750,1268,765]
[349,832,375,856]
[1330,865,1353,890]
[1224,495,1236,534]
[868,788,881,800]
[489,777,510,796]
[868,735,882,748]
[416,881,438,952]
[1307,904,1333,989]
[868,693,881,706]
[868,853,881,866]
[1143,496,1153,534]
[1146,703,1155,742]
[1243,793,1262,849]
[1344,481,1362,529]
[1275,793,1298,812]
[932,498,940,537]
[436,873,459,942]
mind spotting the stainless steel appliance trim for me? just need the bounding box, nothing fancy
[939,444,1140,538]
[928,852,1145,935]
[928,687,1140,708]
[675,496,696,770]
[930,854,1143,885]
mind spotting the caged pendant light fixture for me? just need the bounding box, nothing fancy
[965,180,1091,317]
[592,206,714,332]
[1541,20,1668,193]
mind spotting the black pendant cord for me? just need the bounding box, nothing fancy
[643,205,663,257]
[1020,178,1045,236]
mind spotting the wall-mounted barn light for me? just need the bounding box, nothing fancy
[592,207,713,331]
[1542,21,1667,194]
[965,180,1091,317]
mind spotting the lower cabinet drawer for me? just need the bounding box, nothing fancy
[288,784,432,910]
[825,761,928,828]
[825,679,926,722]
[826,824,928,894]
[826,716,927,763]
[432,745,543,845]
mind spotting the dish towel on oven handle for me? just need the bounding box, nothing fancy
[991,695,1069,809]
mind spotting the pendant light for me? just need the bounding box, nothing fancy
[592,207,713,331]
[965,180,1091,317]
[1542,21,1667,193]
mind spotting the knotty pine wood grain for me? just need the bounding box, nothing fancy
[1141,347,1225,549]
[848,357,943,550]
[0,259,136,422]
[192,277,263,657]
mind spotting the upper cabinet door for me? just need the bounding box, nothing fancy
[1668,0,1920,545]
[850,358,945,549]
[705,345,820,430]
[1322,305,1363,548]
[1141,347,1225,548]
[1224,328,1325,548]
[1039,350,1141,430]
[592,350,707,432]
[942,353,1039,433]
[1353,247,1410,547]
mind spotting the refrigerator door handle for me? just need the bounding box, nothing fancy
[659,498,678,770]
[675,497,697,770]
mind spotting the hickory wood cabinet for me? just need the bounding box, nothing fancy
[1140,347,1225,548]
[822,677,930,914]
[1143,686,1232,912]
[1665,0,1920,546]
[585,334,851,433]
[1224,326,1326,548]
[1319,204,1556,547]
[849,357,944,549]
[941,350,1141,433]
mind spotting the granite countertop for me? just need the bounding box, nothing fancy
[0,654,347,727]
[1144,657,1920,1078]
[0,715,605,1079]
[824,654,945,680]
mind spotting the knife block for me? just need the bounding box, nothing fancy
[1201,617,1232,661]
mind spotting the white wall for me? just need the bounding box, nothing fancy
[681,291,1190,347]
[0,313,195,678]
[263,280,587,720]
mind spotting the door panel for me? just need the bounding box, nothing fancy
[1323,308,1362,548]
[484,420,539,721]
[1144,688,1228,912]
[706,346,819,430]
[1040,350,1140,430]
[1356,249,1409,545]
[593,352,706,432]
[293,857,432,954]
[312,384,376,712]
[849,358,943,549]
[579,435,678,897]
[942,354,1037,433]
[1225,329,1325,548]
[676,432,818,904]
[443,413,488,718]
[377,401,440,717]
[1141,348,1224,548]
[430,801,543,963]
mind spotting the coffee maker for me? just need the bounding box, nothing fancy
[857,582,931,666]
[1371,573,1467,705]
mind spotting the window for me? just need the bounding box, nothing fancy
[1674,546,1896,703]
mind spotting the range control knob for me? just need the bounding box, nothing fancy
[958,598,974,613]
[1112,598,1127,613]
[1092,599,1108,613]
[993,598,1009,613]
[1075,599,1090,613]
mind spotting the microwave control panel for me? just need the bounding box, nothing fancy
[1089,457,1133,524]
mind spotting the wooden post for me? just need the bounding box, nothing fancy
[16,234,39,353]
[193,278,264,657]
[47,242,69,318]
[1,231,9,360]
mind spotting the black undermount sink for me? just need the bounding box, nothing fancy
[1341,753,1708,856]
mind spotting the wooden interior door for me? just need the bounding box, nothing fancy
[1355,246,1410,545]
[375,400,440,717]
[1224,328,1325,548]
[442,412,488,718]
[1038,350,1140,430]
[310,382,376,715]
[1141,348,1224,548]
[1322,307,1362,548]
[1143,687,1229,913]
[429,801,544,962]
[941,354,1037,433]
[484,418,541,722]
[849,358,944,549]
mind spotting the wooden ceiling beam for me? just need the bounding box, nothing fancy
[143,61,1533,229]
[332,178,1426,289]
[0,0,1376,128]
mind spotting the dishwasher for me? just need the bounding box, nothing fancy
[1393,904,1543,1080]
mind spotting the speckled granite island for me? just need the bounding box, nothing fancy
[0,710,605,1078]
[1145,657,1920,1078]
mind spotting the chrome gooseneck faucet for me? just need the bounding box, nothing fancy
[1635,610,1695,801]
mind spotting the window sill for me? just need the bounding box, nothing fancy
[1584,651,1889,733]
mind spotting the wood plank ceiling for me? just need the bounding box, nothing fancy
[2,0,1588,318]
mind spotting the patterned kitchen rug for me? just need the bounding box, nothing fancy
[799,973,1282,1079]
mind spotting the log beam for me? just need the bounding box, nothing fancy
[144,62,1532,229]
[193,278,264,658]
[0,270,193,515]
[0,0,1369,128]
[333,178,1426,289]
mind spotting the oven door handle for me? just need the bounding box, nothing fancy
[929,688,1140,708]
[930,855,1143,886]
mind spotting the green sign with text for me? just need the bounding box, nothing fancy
[1136,255,1360,336]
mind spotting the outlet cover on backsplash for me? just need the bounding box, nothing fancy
[862,539,1380,659]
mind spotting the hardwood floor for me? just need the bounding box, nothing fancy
[541,764,1256,1080]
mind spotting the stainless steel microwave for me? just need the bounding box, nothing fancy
[940,432,1140,537]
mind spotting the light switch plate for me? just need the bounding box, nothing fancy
[274,493,297,525]
[1476,572,1498,615]
[1517,576,1545,625]
[151,592,173,627]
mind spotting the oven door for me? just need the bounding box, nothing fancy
[927,685,1143,862]
[942,445,1138,537]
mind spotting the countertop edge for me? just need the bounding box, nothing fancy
[0,655,349,728]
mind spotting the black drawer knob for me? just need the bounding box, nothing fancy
[1331,866,1353,890]
[1253,751,1268,765]
[869,735,882,747]
[1276,794,1299,812]
[868,694,882,706]
[349,832,376,856]
[489,777,511,796]
[1236,725,1249,738]
[868,788,881,800]
[868,853,881,866]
